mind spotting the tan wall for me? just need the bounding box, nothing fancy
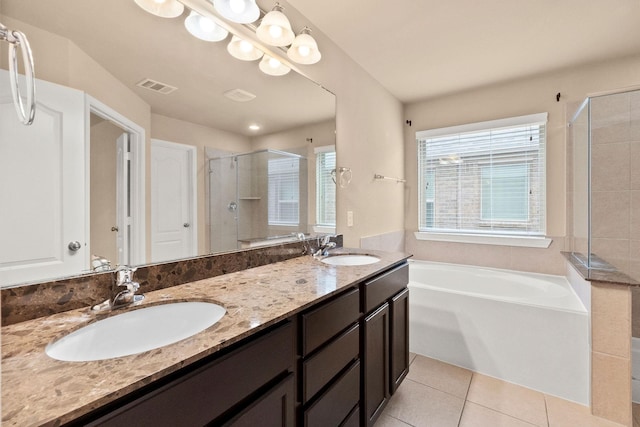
[404,55,640,275]
[150,114,251,256]
[276,1,406,248]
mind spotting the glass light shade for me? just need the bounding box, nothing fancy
[213,0,260,24]
[134,0,184,18]
[185,11,229,42]
[256,6,295,47]
[227,36,264,61]
[287,28,321,65]
[259,55,291,76]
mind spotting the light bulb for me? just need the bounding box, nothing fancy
[268,25,283,39]
[297,45,310,57]
[240,40,253,52]
[229,0,245,14]
[268,58,281,68]
[199,17,215,32]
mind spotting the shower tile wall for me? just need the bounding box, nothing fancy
[590,90,640,282]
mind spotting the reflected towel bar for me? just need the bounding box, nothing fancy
[374,174,406,183]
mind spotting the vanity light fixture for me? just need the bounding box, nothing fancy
[256,3,295,47]
[259,54,291,76]
[227,35,264,61]
[248,124,261,131]
[134,0,184,18]
[213,0,260,24]
[287,27,321,65]
[185,10,229,42]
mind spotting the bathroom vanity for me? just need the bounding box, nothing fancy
[1,249,410,426]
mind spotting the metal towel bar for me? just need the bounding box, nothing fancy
[374,174,406,183]
[1,22,36,125]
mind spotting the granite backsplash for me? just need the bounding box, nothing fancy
[1,236,342,326]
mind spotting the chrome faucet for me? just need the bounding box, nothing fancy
[313,235,337,257]
[92,266,144,311]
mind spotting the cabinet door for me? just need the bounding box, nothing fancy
[363,303,389,427]
[390,288,409,394]
[225,374,295,427]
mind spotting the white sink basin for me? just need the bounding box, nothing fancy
[45,302,226,362]
[321,254,381,266]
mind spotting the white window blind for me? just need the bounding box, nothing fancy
[268,157,299,225]
[417,113,547,236]
[315,146,336,226]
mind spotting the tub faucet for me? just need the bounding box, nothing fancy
[92,266,144,311]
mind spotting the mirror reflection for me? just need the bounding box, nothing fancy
[0,0,336,287]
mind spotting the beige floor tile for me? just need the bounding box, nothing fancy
[466,373,547,427]
[546,394,626,427]
[384,379,465,427]
[406,355,472,398]
[375,414,413,427]
[459,402,538,427]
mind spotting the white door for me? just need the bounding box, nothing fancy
[0,70,87,286]
[150,139,196,262]
[116,133,130,266]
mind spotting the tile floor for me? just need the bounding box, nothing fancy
[378,353,627,427]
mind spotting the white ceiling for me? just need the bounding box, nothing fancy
[2,0,335,136]
[287,0,640,103]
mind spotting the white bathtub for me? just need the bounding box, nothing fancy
[409,260,590,404]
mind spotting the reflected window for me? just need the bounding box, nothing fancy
[315,147,336,227]
[268,157,299,225]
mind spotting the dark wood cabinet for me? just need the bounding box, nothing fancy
[363,303,390,426]
[361,262,410,426]
[390,288,409,394]
[80,321,295,427]
[299,288,361,426]
[304,360,360,427]
[224,374,296,427]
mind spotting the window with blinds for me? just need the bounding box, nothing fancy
[316,147,336,227]
[268,157,300,225]
[417,113,547,236]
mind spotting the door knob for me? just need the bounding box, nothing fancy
[68,241,82,251]
[183,223,190,228]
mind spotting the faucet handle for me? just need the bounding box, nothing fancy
[116,266,137,285]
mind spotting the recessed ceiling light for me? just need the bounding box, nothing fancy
[249,124,260,131]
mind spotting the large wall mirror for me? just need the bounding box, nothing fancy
[0,0,336,287]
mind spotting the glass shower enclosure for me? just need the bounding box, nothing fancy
[568,89,639,283]
[208,149,308,253]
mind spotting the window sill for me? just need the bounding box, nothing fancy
[414,232,552,248]
[313,225,336,234]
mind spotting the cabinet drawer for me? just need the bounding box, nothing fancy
[363,263,408,313]
[303,323,359,402]
[302,288,360,355]
[86,321,294,426]
[304,360,360,427]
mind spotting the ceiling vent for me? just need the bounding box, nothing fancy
[223,88,257,102]
[136,78,177,95]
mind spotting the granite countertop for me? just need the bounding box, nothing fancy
[1,249,410,426]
